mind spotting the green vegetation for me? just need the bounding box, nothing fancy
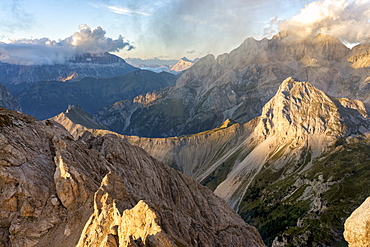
[238,139,370,246]
[239,169,310,246]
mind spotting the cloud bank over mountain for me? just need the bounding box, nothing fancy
[277,0,370,43]
[0,25,133,65]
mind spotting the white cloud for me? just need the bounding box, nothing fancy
[107,6,150,16]
[0,25,133,65]
[277,0,370,43]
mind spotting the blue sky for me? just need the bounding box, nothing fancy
[1,0,369,61]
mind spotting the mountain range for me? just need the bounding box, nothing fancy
[126,57,197,74]
[15,69,176,119]
[0,52,138,94]
[1,31,370,247]
[95,33,370,137]
[53,77,370,246]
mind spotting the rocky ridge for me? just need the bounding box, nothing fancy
[0,107,264,247]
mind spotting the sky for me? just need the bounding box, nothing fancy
[0,0,369,65]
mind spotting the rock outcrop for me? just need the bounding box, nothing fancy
[344,197,370,247]
[0,108,264,247]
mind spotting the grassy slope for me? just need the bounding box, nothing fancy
[238,138,370,246]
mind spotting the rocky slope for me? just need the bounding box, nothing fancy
[51,105,108,132]
[16,70,176,119]
[54,77,370,246]
[0,84,21,111]
[52,107,255,174]
[95,33,370,137]
[0,52,138,94]
[0,107,264,247]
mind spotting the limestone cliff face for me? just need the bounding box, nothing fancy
[344,197,370,247]
[96,33,370,138]
[0,108,264,247]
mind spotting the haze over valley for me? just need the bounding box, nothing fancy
[1,0,370,246]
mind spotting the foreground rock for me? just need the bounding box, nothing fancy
[344,197,370,247]
[0,108,264,247]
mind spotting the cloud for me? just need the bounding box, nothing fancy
[186,50,197,54]
[0,25,133,65]
[107,6,150,16]
[276,0,370,43]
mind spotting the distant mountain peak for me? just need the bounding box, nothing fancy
[170,57,195,72]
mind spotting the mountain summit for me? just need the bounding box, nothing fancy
[215,77,370,210]
[170,57,195,72]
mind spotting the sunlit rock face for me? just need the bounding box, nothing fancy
[96,33,370,138]
[170,57,194,72]
[0,108,264,247]
[344,197,370,247]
